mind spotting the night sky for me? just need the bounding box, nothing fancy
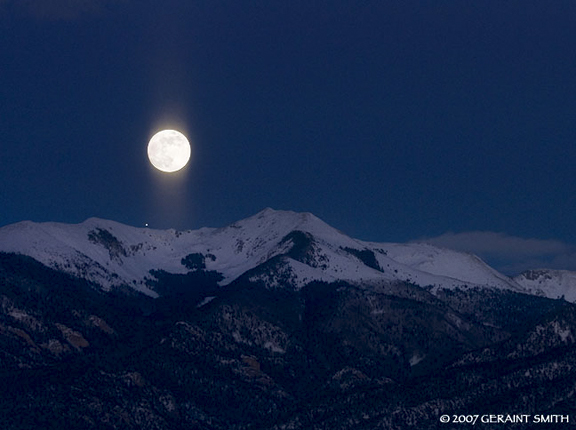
[2,1,576,274]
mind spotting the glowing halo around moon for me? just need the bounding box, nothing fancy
[147,130,191,173]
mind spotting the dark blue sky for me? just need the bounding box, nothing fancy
[2,1,576,272]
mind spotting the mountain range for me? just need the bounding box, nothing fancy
[0,208,575,429]
[0,207,569,300]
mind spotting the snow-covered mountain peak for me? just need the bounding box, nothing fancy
[514,269,576,302]
[376,241,522,292]
[228,208,350,243]
[0,208,547,299]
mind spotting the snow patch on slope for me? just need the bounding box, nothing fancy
[373,242,522,293]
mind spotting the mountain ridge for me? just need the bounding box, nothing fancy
[0,208,570,302]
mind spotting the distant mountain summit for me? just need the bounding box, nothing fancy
[514,269,576,302]
[0,208,573,302]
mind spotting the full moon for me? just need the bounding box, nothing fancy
[147,130,191,173]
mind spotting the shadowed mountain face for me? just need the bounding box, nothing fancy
[1,210,576,429]
[1,252,576,430]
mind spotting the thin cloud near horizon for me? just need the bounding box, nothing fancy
[415,231,576,276]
